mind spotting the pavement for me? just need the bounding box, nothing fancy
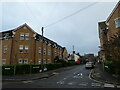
[2,63,120,87]
[90,63,120,86]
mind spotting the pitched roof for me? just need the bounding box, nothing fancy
[106,1,120,22]
[0,30,13,40]
[13,23,36,34]
[1,23,64,49]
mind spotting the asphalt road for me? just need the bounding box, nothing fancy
[2,65,106,88]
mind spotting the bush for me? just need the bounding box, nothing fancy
[15,64,30,75]
[2,61,80,75]
[31,64,42,73]
[2,65,14,75]
[103,60,116,74]
[45,63,63,70]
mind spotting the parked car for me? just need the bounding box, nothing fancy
[85,62,94,69]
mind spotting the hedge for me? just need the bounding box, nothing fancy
[103,60,116,74]
[2,61,80,75]
[2,65,14,75]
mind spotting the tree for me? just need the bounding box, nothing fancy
[107,31,120,75]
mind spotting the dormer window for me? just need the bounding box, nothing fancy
[3,33,9,40]
[48,43,51,46]
[20,33,24,40]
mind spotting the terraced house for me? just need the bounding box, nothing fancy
[0,23,68,65]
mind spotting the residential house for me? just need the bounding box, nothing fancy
[98,21,108,60]
[106,1,120,41]
[0,23,68,65]
[98,1,120,61]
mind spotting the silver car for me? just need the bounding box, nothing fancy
[85,62,94,69]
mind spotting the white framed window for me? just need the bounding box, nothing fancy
[3,45,7,54]
[44,59,46,64]
[48,59,51,63]
[115,18,120,28]
[24,45,29,53]
[18,59,23,64]
[38,47,41,54]
[38,59,41,64]
[60,53,62,57]
[19,45,24,53]
[25,33,29,40]
[54,51,57,55]
[2,59,6,65]
[20,33,24,40]
[43,49,46,55]
[48,50,51,55]
[24,58,28,64]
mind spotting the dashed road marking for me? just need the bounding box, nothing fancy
[79,83,88,86]
[63,78,67,80]
[68,82,73,85]
[104,84,115,88]
[73,73,83,79]
[57,81,64,85]
[74,72,77,75]
[91,83,101,87]
[67,82,76,85]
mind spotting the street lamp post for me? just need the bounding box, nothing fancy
[41,27,44,72]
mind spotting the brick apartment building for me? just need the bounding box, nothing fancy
[0,23,68,65]
[98,21,108,60]
[98,1,120,61]
[106,1,120,42]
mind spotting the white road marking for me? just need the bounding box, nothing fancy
[67,82,76,85]
[74,72,77,75]
[73,73,83,78]
[91,83,101,87]
[63,78,67,80]
[23,80,32,83]
[117,86,120,88]
[57,81,64,85]
[79,83,88,86]
[104,84,115,88]
[73,76,77,78]
[80,73,83,76]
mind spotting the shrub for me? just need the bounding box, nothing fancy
[2,61,80,75]
[31,64,42,73]
[2,65,14,75]
[103,60,116,74]
[15,64,30,75]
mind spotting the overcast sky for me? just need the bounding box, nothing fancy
[1,1,119,55]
